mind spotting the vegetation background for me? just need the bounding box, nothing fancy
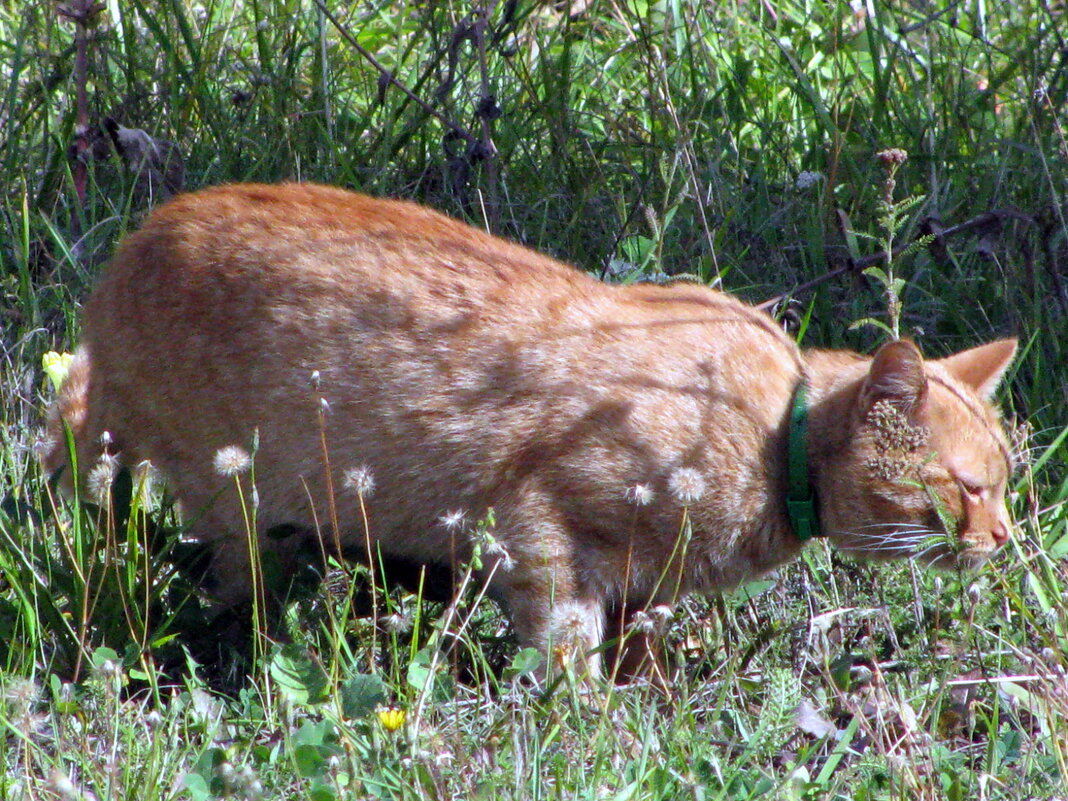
[2,0,1067,798]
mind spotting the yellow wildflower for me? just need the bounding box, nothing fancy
[42,351,75,391]
[376,706,406,732]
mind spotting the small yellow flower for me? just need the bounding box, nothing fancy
[42,351,75,391]
[376,706,406,732]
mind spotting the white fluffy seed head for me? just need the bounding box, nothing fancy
[343,465,376,497]
[86,454,119,504]
[629,610,656,635]
[383,612,413,634]
[626,484,655,506]
[668,467,706,504]
[438,509,467,531]
[651,604,674,624]
[213,445,251,477]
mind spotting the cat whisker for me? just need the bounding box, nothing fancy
[834,525,945,555]
[844,528,933,544]
[851,521,940,535]
[832,537,920,553]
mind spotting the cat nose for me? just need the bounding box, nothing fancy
[991,522,1009,547]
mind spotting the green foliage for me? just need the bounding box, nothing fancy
[1,0,1067,799]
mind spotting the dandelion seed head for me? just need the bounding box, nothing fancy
[383,612,413,634]
[33,435,58,461]
[86,455,118,504]
[550,603,594,652]
[213,445,251,477]
[343,465,375,497]
[651,604,674,624]
[626,484,655,506]
[629,610,656,635]
[438,509,467,531]
[3,678,39,713]
[46,770,79,801]
[668,467,706,504]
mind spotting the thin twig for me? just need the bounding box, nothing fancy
[313,0,475,145]
[57,1,104,245]
[756,207,1030,311]
[472,1,502,231]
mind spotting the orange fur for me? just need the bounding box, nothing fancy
[42,182,1018,675]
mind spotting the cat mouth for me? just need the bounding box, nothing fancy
[910,529,1002,571]
[919,543,996,571]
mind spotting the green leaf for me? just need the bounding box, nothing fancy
[269,644,328,706]
[504,648,543,679]
[828,652,853,691]
[293,719,337,748]
[294,743,327,779]
[407,654,431,694]
[407,648,456,702]
[340,673,388,719]
[862,265,888,284]
[848,317,894,336]
[91,646,121,669]
[49,674,79,715]
[729,579,777,603]
[182,773,211,801]
[191,747,226,795]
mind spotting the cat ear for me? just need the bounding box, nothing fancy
[937,338,1017,399]
[861,339,928,412]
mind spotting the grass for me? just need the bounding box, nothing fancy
[2,0,1068,798]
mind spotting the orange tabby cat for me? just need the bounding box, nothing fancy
[43,182,1017,675]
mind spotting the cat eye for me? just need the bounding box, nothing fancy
[957,479,984,499]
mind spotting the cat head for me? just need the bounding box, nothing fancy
[818,338,1018,569]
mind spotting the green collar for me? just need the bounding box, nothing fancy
[787,379,823,542]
